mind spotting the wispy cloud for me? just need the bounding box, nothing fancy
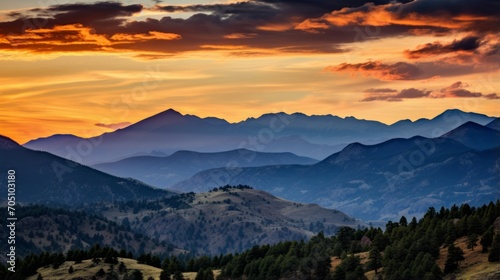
[95,122,131,130]
[362,88,431,102]
[361,81,500,102]
[325,61,424,81]
[404,36,483,59]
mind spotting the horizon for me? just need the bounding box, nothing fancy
[3,107,497,144]
[1,0,499,143]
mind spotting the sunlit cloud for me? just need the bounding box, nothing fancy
[325,61,425,81]
[361,81,500,102]
[0,0,498,144]
[95,122,131,130]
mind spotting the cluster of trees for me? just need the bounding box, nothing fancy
[2,201,499,280]
[0,205,172,259]
[210,185,254,192]
[216,200,500,279]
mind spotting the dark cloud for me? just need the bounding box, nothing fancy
[0,2,143,35]
[363,88,397,93]
[362,82,500,102]
[405,36,483,59]
[298,0,500,34]
[325,61,424,81]
[0,0,497,62]
[434,81,499,99]
[362,88,430,102]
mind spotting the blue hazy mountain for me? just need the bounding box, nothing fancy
[23,109,496,164]
[486,118,500,131]
[175,135,500,221]
[441,121,500,151]
[92,149,318,188]
[0,135,172,206]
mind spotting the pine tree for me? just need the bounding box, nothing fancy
[467,233,478,251]
[131,269,144,280]
[172,270,184,280]
[488,234,500,262]
[119,261,127,273]
[160,270,170,280]
[195,268,205,280]
[444,244,464,273]
[367,247,383,274]
[68,265,74,274]
[480,227,494,253]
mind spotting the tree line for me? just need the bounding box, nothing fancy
[2,200,499,279]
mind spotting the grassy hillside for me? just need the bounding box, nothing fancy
[95,186,363,255]
[439,237,500,280]
[0,205,173,262]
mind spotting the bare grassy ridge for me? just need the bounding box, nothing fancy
[26,258,221,280]
[26,258,162,280]
[438,237,500,280]
[330,238,500,280]
[101,188,363,255]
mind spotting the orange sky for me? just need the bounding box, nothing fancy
[0,0,498,144]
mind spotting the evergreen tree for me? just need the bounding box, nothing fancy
[96,268,106,277]
[467,233,478,251]
[332,255,367,280]
[160,270,170,280]
[367,247,383,274]
[131,269,144,280]
[488,234,500,262]
[37,274,43,280]
[68,265,74,274]
[480,226,494,253]
[119,261,127,273]
[172,270,184,280]
[444,244,464,273]
[195,268,205,280]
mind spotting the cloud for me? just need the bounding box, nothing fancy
[404,36,483,59]
[325,61,424,81]
[362,82,500,102]
[361,88,431,102]
[297,0,500,33]
[433,81,499,99]
[0,23,181,53]
[110,31,181,42]
[0,0,498,60]
[95,122,131,130]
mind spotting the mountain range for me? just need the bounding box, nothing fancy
[0,135,172,206]
[23,108,496,163]
[92,149,318,188]
[174,121,500,221]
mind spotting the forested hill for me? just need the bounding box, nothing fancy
[5,200,500,280]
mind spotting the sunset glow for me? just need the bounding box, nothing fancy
[0,0,498,144]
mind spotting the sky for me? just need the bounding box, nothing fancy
[0,0,499,144]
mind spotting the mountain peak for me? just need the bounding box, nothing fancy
[441,121,500,150]
[0,135,20,150]
[486,118,500,131]
[442,121,493,136]
[161,108,182,116]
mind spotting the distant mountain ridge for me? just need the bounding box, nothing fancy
[92,149,318,188]
[0,135,173,206]
[441,121,500,151]
[23,108,496,163]
[486,118,500,131]
[175,132,500,221]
